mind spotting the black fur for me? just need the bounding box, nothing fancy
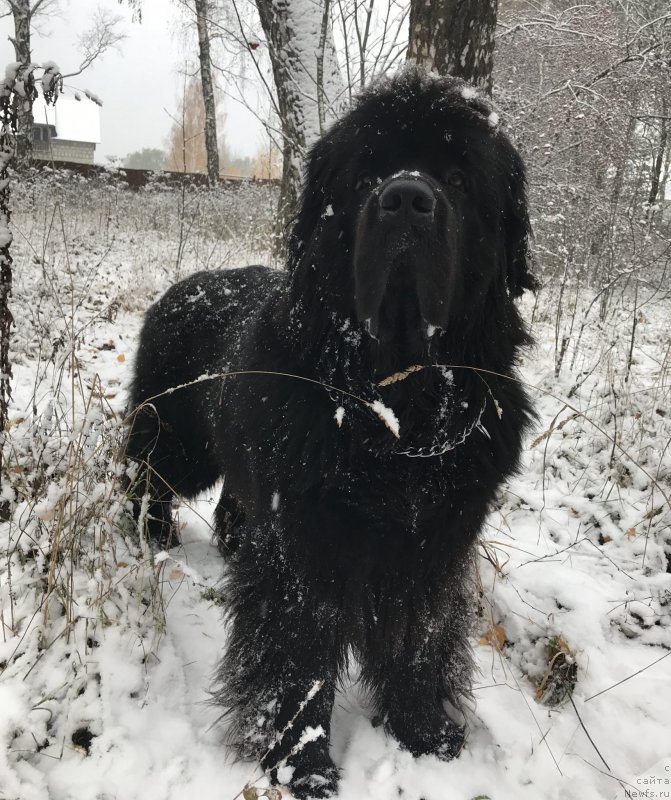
[126,68,536,799]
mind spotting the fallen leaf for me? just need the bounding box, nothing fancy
[479,623,506,651]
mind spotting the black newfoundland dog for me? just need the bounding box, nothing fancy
[126,68,536,798]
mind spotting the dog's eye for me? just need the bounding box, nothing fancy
[355,172,374,191]
[447,170,467,190]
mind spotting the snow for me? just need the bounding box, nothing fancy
[0,171,669,800]
[83,89,103,107]
[4,62,23,83]
[369,399,401,438]
[297,725,325,747]
[391,170,423,179]
[32,93,101,143]
[40,62,61,97]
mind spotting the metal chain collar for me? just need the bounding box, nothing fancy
[395,398,488,458]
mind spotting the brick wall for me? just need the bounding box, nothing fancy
[33,139,96,166]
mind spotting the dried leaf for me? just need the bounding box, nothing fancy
[242,787,281,800]
[479,623,506,651]
[625,527,636,540]
[116,353,126,363]
[550,637,572,655]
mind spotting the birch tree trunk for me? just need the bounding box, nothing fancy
[1,62,46,521]
[407,0,498,95]
[646,96,668,221]
[0,95,14,521]
[254,0,344,249]
[194,0,220,186]
[8,0,35,160]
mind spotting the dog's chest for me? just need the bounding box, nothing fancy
[329,451,454,530]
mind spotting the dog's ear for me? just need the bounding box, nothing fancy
[504,158,539,297]
[287,136,335,272]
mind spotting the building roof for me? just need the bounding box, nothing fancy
[32,94,101,144]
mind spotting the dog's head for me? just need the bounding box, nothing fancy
[288,68,537,349]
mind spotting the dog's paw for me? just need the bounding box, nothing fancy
[432,720,465,761]
[388,716,465,762]
[273,754,339,799]
[289,770,339,799]
[145,519,181,551]
[214,492,246,556]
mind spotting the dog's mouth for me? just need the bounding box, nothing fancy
[364,314,442,343]
[356,241,454,348]
[359,262,451,371]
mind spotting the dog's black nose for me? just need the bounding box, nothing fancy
[379,178,436,226]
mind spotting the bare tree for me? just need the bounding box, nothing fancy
[121,0,143,21]
[494,1,671,375]
[1,0,124,158]
[407,0,498,94]
[193,0,220,185]
[165,74,230,174]
[251,136,282,179]
[0,61,60,520]
[333,0,408,101]
[2,0,56,158]
[171,0,345,243]
[63,7,126,79]
[124,147,168,170]
[253,0,345,246]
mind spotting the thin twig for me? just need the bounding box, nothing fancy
[585,651,671,702]
[569,696,610,772]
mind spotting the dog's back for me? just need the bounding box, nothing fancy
[125,265,284,545]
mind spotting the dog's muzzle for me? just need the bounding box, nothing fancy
[378,177,437,227]
[354,170,453,341]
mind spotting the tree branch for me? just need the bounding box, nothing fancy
[60,8,126,79]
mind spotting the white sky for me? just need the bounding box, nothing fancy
[0,0,266,162]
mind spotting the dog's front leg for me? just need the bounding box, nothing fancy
[363,574,473,762]
[216,551,341,799]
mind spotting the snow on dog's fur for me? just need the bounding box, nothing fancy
[126,67,537,799]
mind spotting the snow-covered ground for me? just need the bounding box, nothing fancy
[1,174,670,800]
